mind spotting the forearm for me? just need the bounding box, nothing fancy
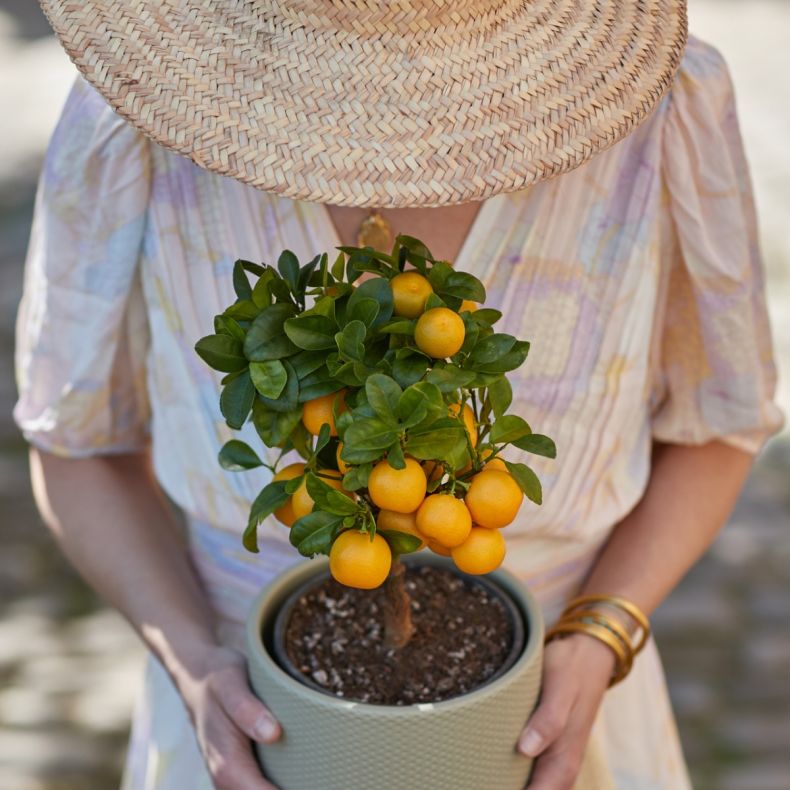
[29,448,217,688]
[581,440,754,617]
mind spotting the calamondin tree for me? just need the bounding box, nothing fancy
[196,235,555,647]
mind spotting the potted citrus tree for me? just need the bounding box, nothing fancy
[195,236,556,789]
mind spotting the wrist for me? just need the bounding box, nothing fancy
[140,621,222,692]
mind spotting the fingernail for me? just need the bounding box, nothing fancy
[518,729,543,757]
[254,714,279,743]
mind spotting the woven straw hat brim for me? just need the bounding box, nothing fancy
[40,0,687,208]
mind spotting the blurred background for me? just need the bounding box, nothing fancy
[0,1,788,788]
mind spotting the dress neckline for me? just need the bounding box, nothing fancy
[314,194,505,275]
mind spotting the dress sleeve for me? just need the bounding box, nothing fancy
[13,76,152,457]
[650,40,784,455]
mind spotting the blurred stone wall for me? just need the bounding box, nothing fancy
[0,2,788,789]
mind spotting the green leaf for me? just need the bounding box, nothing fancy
[442,271,486,302]
[244,304,298,361]
[278,250,300,291]
[195,334,248,372]
[471,308,502,327]
[336,320,366,361]
[342,463,372,491]
[404,420,466,460]
[256,360,299,412]
[290,512,344,557]
[488,376,513,418]
[381,530,423,555]
[513,433,557,459]
[305,472,356,515]
[250,268,277,310]
[297,253,322,293]
[331,251,345,281]
[427,260,453,290]
[233,260,253,300]
[475,340,530,374]
[252,400,303,447]
[342,418,399,461]
[396,234,434,261]
[249,360,288,399]
[425,365,476,393]
[298,368,344,402]
[220,371,255,429]
[348,297,380,327]
[387,441,406,469]
[244,481,290,551]
[224,299,260,322]
[468,334,517,367]
[377,318,416,335]
[395,387,429,428]
[315,423,332,454]
[290,350,328,379]
[284,314,337,350]
[240,260,266,277]
[213,314,246,342]
[366,374,402,424]
[504,461,543,505]
[347,278,393,327]
[490,415,532,443]
[392,348,429,387]
[218,440,264,471]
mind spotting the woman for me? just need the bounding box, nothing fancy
[15,1,783,788]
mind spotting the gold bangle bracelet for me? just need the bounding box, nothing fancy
[562,594,651,654]
[575,611,633,660]
[545,619,633,687]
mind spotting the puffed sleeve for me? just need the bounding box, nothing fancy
[13,76,152,457]
[650,39,784,454]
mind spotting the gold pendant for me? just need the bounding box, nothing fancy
[356,210,393,252]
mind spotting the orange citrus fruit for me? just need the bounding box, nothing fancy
[449,402,477,448]
[377,510,425,551]
[329,530,392,589]
[291,470,348,521]
[416,494,472,548]
[452,528,506,575]
[391,271,433,319]
[414,307,465,358]
[272,462,306,527]
[476,447,507,472]
[302,390,346,436]
[368,458,427,514]
[460,300,478,313]
[465,469,523,529]
[424,537,452,557]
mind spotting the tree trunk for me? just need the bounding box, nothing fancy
[383,558,414,649]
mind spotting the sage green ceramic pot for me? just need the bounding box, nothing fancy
[245,554,544,790]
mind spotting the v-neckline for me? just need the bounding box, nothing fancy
[316,195,504,276]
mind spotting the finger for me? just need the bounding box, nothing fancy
[518,659,576,757]
[526,736,584,790]
[215,664,282,744]
[204,708,279,790]
[528,684,601,790]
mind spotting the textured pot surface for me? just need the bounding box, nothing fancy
[246,555,544,790]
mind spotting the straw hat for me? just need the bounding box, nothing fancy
[39,1,687,208]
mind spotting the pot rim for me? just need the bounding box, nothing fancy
[246,555,545,716]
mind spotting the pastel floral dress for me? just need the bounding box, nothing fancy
[14,36,783,789]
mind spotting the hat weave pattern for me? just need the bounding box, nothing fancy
[40,0,688,207]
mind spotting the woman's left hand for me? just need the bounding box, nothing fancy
[517,633,616,789]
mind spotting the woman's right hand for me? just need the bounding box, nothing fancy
[178,644,282,790]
